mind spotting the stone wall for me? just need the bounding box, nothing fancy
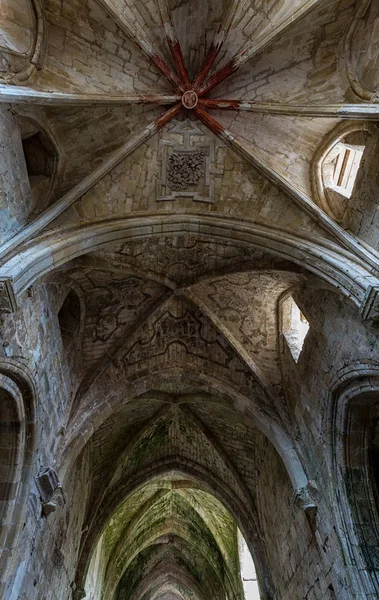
[1,0,379,598]
[1,260,378,600]
[0,109,31,242]
[277,286,378,599]
[346,131,379,250]
[0,278,88,599]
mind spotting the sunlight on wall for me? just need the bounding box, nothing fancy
[85,535,104,600]
[238,530,261,600]
[281,295,309,363]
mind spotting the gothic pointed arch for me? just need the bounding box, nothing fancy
[328,364,379,597]
[0,361,36,596]
[71,401,275,600]
[0,0,378,598]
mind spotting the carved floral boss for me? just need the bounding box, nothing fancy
[138,9,244,126]
[131,7,257,198]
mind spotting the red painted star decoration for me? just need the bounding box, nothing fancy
[129,1,269,146]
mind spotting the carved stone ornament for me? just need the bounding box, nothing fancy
[36,467,66,517]
[157,119,223,203]
[294,485,317,516]
[181,89,198,109]
[167,150,205,190]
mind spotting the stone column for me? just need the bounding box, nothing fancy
[0,106,32,243]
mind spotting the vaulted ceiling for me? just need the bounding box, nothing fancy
[0,0,379,599]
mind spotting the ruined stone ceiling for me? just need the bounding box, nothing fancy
[2,1,379,598]
[74,400,266,600]
[2,0,379,310]
[4,0,378,234]
[2,0,378,315]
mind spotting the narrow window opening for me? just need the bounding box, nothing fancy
[281,296,309,363]
[328,143,364,199]
[238,530,261,600]
[18,116,57,214]
[22,131,54,187]
[58,290,80,351]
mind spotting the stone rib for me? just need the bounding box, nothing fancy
[0,86,181,106]
[1,215,377,315]
[96,0,184,91]
[0,104,182,262]
[199,99,379,120]
[157,0,190,88]
[193,104,379,271]
[200,0,323,96]
[193,0,243,89]
[182,287,278,401]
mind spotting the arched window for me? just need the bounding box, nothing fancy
[344,398,379,577]
[370,416,379,511]
[0,389,21,526]
[330,372,379,596]
[238,530,261,600]
[281,295,309,363]
[0,370,35,597]
[312,124,370,223]
[58,289,81,352]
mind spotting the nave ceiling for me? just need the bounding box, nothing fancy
[0,0,379,599]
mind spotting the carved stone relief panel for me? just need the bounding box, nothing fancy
[157,119,223,203]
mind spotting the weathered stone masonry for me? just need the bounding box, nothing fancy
[0,1,379,600]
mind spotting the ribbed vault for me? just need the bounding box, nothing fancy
[0,1,378,600]
[80,405,261,600]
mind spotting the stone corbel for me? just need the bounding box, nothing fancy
[294,481,318,519]
[0,279,18,313]
[72,587,86,600]
[36,467,66,517]
[360,285,379,321]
